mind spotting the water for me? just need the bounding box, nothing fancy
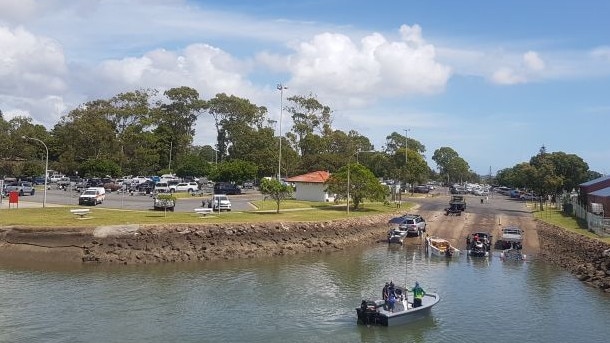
[1,244,609,343]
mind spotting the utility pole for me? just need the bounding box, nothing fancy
[277,83,287,180]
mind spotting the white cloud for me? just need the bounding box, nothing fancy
[285,25,451,107]
[523,51,545,71]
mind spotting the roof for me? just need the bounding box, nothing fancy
[580,175,610,187]
[590,187,610,197]
[285,171,330,183]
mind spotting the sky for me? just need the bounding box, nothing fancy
[1,0,610,176]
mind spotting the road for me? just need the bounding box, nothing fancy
[401,189,540,256]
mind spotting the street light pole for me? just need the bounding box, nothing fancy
[404,128,410,193]
[347,150,375,215]
[23,136,48,208]
[277,83,287,180]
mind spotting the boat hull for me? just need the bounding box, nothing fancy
[356,292,440,327]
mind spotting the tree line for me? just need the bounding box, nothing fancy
[0,86,600,192]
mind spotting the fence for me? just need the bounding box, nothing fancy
[569,198,610,237]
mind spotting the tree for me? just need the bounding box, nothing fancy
[432,147,471,183]
[206,93,267,163]
[259,178,293,213]
[285,93,333,156]
[210,160,258,184]
[325,163,387,210]
[79,158,121,178]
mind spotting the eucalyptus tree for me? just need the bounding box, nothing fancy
[153,87,206,170]
[432,147,471,183]
[51,100,120,174]
[205,93,267,163]
[284,93,333,156]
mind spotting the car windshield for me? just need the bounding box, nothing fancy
[83,190,96,195]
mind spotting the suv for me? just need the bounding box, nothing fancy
[206,194,232,211]
[214,182,241,195]
[397,214,427,236]
[169,182,199,193]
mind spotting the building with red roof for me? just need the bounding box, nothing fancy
[284,171,334,202]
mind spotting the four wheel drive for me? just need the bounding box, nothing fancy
[205,194,232,211]
[388,214,426,237]
[4,181,35,196]
[169,182,199,193]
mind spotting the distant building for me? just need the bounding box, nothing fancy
[285,171,332,202]
[579,175,610,216]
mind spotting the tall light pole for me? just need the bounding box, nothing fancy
[347,150,375,215]
[277,83,287,180]
[168,141,173,172]
[404,129,410,193]
[23,136,48,208]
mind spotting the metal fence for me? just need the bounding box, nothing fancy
[568,198,610,236]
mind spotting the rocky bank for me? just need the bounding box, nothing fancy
[2,214,609,292]
[536,221,610,292]
[0,214,396,265]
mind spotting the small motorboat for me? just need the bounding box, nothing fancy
[387,229,408,244]
[356,286,440,326]
[467,240,489,257]
[426,236,460,258]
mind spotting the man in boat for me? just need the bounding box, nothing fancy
[382,282,389,301]
[411,281,426,308]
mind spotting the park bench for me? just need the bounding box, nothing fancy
[70,208,91,219]
[194,207,214,217]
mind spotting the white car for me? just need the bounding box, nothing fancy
[169,182,199,193]
[207,194,231,211]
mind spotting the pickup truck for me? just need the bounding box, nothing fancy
[449,195,466,211]
[4,181,36,196]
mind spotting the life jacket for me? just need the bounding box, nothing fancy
[413,286,425,299]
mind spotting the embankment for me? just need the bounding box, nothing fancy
[0,214,395,264]
[1,215,609,292]
[537,221,610,292]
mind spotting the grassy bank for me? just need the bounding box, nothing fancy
[533,207,610,243]
[0,201,406,228]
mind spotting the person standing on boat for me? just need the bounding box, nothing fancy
[382,282,389,301]
[411,281,426,308]
[387,292,396,313]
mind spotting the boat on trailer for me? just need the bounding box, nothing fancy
[356,286,440,326]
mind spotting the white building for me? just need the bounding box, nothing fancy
[285,171,332,202]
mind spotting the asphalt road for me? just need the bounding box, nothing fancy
[4,187,262,212]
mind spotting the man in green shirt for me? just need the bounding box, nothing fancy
[411,281,426,308]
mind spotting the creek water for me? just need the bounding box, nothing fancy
[1,242,608,343]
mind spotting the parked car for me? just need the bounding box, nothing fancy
[214,182,241,195]
[205,194,232,211]
[154,182,171,193]
[169,182,199,193]
[153,194,176,211]
[4,181,35,196]
[78,187,106,206]
[413,185,430,193]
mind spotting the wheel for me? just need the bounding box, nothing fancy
[31,189,35,195]
[19,190,24,196]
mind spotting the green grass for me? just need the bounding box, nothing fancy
[0,201,407,228]
[534,207,610,243]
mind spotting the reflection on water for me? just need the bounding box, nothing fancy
[1,243,609,343]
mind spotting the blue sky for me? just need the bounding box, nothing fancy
[1,0,609,175]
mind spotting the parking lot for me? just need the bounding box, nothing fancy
[1,187,262,212]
